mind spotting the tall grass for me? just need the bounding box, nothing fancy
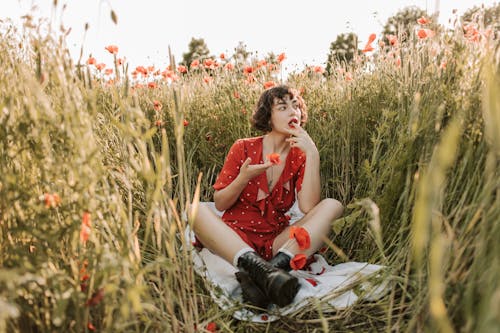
[0,10,499,333]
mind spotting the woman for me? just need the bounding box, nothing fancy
[192,85,344,308]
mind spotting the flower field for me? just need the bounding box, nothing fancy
[0,10,499,333]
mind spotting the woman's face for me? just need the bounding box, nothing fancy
[270,94,301,134]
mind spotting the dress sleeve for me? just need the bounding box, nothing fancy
[213,139,246,191]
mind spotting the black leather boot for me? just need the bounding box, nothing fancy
[269,251,292,272]
[237,252,299,307]
[235,271,270,308]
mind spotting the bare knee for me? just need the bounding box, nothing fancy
[319,198,344,218]
[191,202,216,233]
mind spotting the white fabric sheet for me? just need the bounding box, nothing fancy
[188,202,390,322]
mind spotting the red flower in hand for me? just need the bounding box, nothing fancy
[266,153,281,165]
[289,226,311,250]
[290,254,307,270]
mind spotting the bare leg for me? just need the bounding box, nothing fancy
[272,198,344,257]
[192,203,300,307]
[191,203,252,265]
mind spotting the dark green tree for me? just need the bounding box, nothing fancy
[181,37,210,66]
[325,32,359,74]
[382,6,429,43]
[461,3,500,32]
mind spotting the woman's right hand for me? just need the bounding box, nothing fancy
[239,157,273,182]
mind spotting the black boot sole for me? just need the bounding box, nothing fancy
[235,271,270,309]
[267,272,300,307]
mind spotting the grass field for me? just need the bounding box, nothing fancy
[0,10,499,333]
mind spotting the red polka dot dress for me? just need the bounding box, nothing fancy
[213,136,306,260]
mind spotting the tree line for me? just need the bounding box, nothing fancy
[180,4,499,74]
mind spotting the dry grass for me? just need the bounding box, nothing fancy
[0,9,499,333]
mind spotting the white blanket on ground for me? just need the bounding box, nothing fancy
[188,202,390,323]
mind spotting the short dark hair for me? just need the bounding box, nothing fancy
[251,85,308,132]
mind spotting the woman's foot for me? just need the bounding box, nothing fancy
[237,252,299,307]
[235,271,270,308]
[269,251,292,271]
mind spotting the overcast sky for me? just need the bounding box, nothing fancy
[2,0,497,72]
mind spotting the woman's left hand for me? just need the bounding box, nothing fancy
[284,125,318,157]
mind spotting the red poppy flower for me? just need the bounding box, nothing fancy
[387,34,398,46]
[95,63,106,71]
[86,57,96,65]
[104,68,113,75]
[277,52,286,63]
[206,322,217,332]
[367,33,376,44]
[41,193,61,208]
[80,273,90,292]
[203,58,216,69]
[85,288,104,307]
[233,91,240,99]
[224,62,234,70]
[219,53,226,59]
[417,28,435,39]
[362,33,376,53]
[263,81,276,89]
[190,59,200,68]
[243,66,253,74]
[148,82,157,89]
[289,226,310,250]
[245,74,255,84]
[396,57,401,67]
[87,322,96,331]
[135,66,147,75]
[80,282,89,292]
[313,66,325,74]
[266,153,281,165]
[53,193,61,207]
[80,212,91,245]
[417,16,429,25]
[153,100,162,111]
[183,119,189,127]
[177,65,187,73]
[155,120,163,127]
[362,44,374,53]
[79,259,88,274]
[464,24,480,42]
[161,70,172,80]
[105,45,118,54]
[115,58,123,65]
[261,314,269,321]
[257,59,267,68]
[290,254,307,270]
